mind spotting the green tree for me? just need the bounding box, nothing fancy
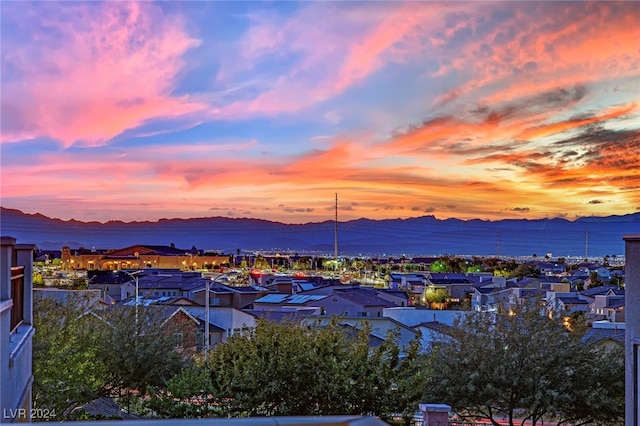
[610,274,624,289]
[512,263,540,280]
[33,296,187,419]
[552,344,624,425]
[430,260,448,272]
[98,306,186,409]
[207,318,425,420]
[146,363,217,418]
[425,287,449,304]
[253,255,270,269]
[589,271,604,287]
[33,294,110,419]
[33,272,44,286]
[425,299,624,425]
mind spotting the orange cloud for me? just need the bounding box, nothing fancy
[517,102,639,140]
[433,2,640,107]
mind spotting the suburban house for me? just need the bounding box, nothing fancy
[424,278,475,304]
[388,273,427,295]
[537,262,567,276]
[191,283,271,309]
[584,321,625,351]
[251,293,325,313]
[471,285,512,312]
[508,287,544,307]
[376,289,410,307]
[295,282,368,296]
[545,291,590,314]
[156,306,221,354]
[1,237,35,421]
[554,294,590,314]
[383,307,468,327]
[515,277,541,289]
[303,316,420,353]
[312,290,395,317]
[182,306,257,342]
[87,270,137,301]
[591,289,625,322]
[579,285,624,305]
[573,264,612,282]
[136,272,201,298]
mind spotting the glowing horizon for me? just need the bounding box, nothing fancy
[1,1,639,224]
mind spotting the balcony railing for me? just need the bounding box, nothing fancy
[11,266,24,333]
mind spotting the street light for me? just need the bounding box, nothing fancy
[204,271,230,362]
[118,270,143,322]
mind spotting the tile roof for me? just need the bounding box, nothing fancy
[429,278,473,285]
[378,289,410,299]
[474,287,500,294]
[580,285,620,297]
[556,296,589,305]
[414,321,453,336]
[333,291,395,307]
[583,327,625,345]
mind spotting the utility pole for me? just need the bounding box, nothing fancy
[205,272,229,362]
[334,193,338,271]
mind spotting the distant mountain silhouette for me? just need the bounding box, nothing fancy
[2,207,639,257]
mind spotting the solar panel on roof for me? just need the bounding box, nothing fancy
[254,294,289,303]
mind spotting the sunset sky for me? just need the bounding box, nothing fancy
[1,1,639,224]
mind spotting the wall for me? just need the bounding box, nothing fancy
[625,234,640,426]
[1,237,35,422]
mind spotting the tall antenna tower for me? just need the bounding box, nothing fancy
[334,193,338,270]
[585,229,589,260]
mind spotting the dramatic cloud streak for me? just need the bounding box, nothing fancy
[1,1,206,147]
[1,1,639,223]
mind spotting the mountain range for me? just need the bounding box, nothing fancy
[2,207,640,258]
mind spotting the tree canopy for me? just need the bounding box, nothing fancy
[424,300,624,425]
[146,318,427,423]
[32,294,187,420]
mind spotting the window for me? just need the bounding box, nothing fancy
[10,266,25,332]
[174,332,183,348]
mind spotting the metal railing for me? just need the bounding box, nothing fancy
[10,266,25,332]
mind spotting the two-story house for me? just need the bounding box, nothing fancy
[545,292,590,314]
[592,289,625,322]
[424,278,475,304]
[537,262,567,276]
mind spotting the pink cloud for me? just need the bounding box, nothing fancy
[214,2,457,119]
[1,2,206,147]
